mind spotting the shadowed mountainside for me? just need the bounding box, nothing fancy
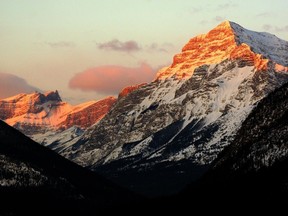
[0,120,141,215]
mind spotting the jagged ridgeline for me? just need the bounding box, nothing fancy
[2,21,288,196]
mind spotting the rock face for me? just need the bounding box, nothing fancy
[182,82,288,203]
[156,21,288,80]
[0,91,61,121]
[212,81,288,173]
[118,83,147,98]
[59,96,116,130]
[55,21,288,196]
[0,91,116,135]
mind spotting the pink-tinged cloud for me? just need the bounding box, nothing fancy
[69,63,156,94]
[97,39,141,52]
[0,73,39,99]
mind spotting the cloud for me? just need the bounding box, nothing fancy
[262,24,288,32]
[146,43,174,53]
[0,73,40,99]
[97,39,141,52]
[256,12,271,17]
[275,26,288,32]
[217,2,237,10]
[97,39,173,53]
[214,16,225,22]
[263,24,272,31]
[200,16,225,25]
[200,20,208,25]
[69,63,156,94]
[45,41,75,48]
[190,7,203,14]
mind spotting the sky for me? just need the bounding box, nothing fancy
[0,0,287,104]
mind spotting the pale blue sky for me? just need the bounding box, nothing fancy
[0,0,287,104]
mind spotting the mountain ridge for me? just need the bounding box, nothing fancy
[53,21,288,196]
[0,90,116,134]
[2,21,288,197]
[156,20,288,80]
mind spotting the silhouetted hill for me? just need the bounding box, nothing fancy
[0,121,141,215]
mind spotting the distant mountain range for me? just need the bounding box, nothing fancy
[1,21,288,203]
[0,90,116,134]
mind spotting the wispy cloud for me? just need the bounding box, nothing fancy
[275,26,288,32]
[0,72,40,99]
[146,43,174,53]
[190,7,203,14]
[214,16,225,22]
[97,39,141,52]
[262,24,288,32]
[45,41,76,48]
[256,12,271,17]
[97,39,174,53]
[69,63,156,94]
[263,24,272,31]
[217,1,237,10]
[199,20,208,25]
[200,16,226,25]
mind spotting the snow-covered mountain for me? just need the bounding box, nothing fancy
[0,90,116,142]
[212,81,288,172]
[55,21,288,195]
[3,21,288,196]
[179,82,288,204]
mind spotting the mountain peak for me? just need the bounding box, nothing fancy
[215,20,233,28]
[43,90,62,102]
[156,21,288,80]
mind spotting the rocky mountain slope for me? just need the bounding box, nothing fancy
[57,21,288,195]
[0,90,116,141]
[2,21,288,197]
[209,80,288,177]
[174,82,288,207]
[0,120,140,215]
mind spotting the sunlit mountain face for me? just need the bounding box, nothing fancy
[26,21,286,196]
[156,21,288,80]
[1,21,288,200]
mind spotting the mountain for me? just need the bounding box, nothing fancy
[0,120,140,215]
[0,90,116,142]
[207,80,288,183]
[56,21,288,196]
[174,81,288,207]
[156,20,288,80]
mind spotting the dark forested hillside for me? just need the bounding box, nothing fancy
[0,121,140,215]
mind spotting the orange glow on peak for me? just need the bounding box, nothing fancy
[155,21,279,80]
